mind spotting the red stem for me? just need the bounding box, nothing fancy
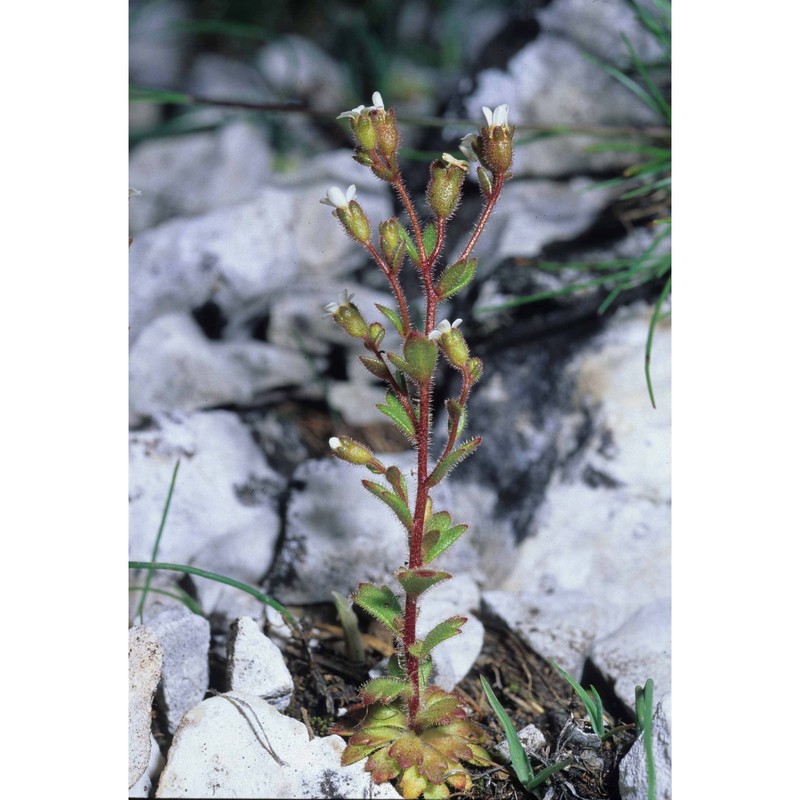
[458,173,505,263]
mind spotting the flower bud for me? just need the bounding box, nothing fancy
[320,184,371,244]
[336,200,371,244]
[478,104,515,176]
[324,290,369,339]
[374,108,399,159]
[428,319,469,367]
[379,218,406,273]
[466,356,484,383]
[352,113,377,150]
[329,436,376,466]
[401,331,438,383]
[426,155,467,220]
[368,322,385,347]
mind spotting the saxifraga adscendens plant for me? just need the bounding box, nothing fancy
[323,92,514,799]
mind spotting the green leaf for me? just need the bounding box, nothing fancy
[479,676,535,786]
[422,523,468,564]
[425,510,452,533]
[422,222,437,259]
[396,568,452,598]
[408,616,466,660]
[385,465,408,503]
[376,392,416,439]
[635,678,656,800]
[332,591,365,664]
[359,355,393,383]
[414,692,465,728]
[397,226,420,265]
[376,303,405,336]
[445,399,466,439]
[435,258,476,300]
[551,660,606,739]
[360,676,413,704]
[427,437,481,487]
[353,583,403,634]
[362,479,414,530]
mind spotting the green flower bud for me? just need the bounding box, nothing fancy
[368,322,385,347]
[402,331,439,383]
[352,113,377,150]
[324,290,369,339]
[428,319,469,367]
[320,184,371,244]
[426,154,467,220]
[379,218,406,273]
[336,200,371,244]
[466,356,484,383]
[329,436,376,466]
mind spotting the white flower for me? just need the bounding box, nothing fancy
[337,91,385,120]
[329,437,342,451]
[481,104,510,131]
[428,318,462,340]
[337,104,366,120]
[442,152,470,171]
[320,184,357,210]
[324,290,355,315]
[458,133,479,162]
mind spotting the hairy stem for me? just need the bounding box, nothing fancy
[458,173,505,263]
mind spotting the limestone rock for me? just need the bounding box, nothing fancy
[226,616,294,710]
[129,626,163,788]
[156,693,402,798]
[147,605,211,734]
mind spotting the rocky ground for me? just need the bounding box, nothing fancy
[129,1,671,797]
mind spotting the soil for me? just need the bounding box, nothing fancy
[270,605,636,800]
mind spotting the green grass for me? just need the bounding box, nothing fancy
[129,459,298,628]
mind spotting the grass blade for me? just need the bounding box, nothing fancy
[480,676,536,787]
[645,273,671,408]
[135,460,180,624]
[128,560,298,627]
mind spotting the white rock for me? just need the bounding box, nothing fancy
[465,37,663,178]
[129,410,283,620]
[129,121,272,233]
[129,627,163,788]
[256,35,348,111]
[589,599,671,713]
[129,734,166,798]
[270,454,514,604]
[155,693,402,798]
[456,178,619,275]
[417,575,484,691]
[500,303,671,631]
[129,179,391,341]
[129,312,317,420]
[494,723,547,764]
[467,36,661,131]
[619,693,671,800]
[147,605,211,734]
[129,0,189,90]
[482,589,602,679]
[226,616,294,710]
[537,0,666,66]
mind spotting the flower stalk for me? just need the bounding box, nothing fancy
[325,97,513,798]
